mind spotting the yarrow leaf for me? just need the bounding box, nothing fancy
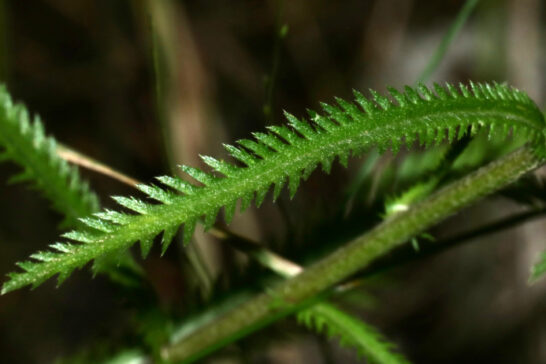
[2,82,546,294]
[0,85,99,227]
[298,302,411,364]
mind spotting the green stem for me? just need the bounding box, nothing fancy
[162,145,544,362]
[342,207,546,286]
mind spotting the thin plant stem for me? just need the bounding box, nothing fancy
[57,144,141,187]
[208,227,302,278]
[147,1,214,296]
[161,146,544,362]
[418,0,480,83]
[263,0,287,123]
[149,9,176,174]
[338,207,546,290]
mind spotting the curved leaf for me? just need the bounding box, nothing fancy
[298,302,410,364]
[0,86,99,226]
[3,82,545,294]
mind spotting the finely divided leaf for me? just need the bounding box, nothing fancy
[0,85,99,226]
[298,302,411,364]
[3,82,545,293]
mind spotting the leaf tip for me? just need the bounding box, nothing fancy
[1,283,11,295]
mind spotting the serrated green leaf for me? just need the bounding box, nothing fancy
[156,175,198,195]
[201,155,239,177]
[252,132,286,151]
[223,143,258,166]
[62,230,101,244]
[266,125,300,145]
[3,82,545,293]
[370,89,393,110]
[288,171,301,199]
[203,208,219,231]
[272,177,286,202]
[238,138,273,159]
[94,209,132,225]
[182,220,197,245]
[0,85,99,226]
[255,185,269,207]
[240,193,253,213]
[284,111,315,138]
[140,235,154,258]
[298,302,411,364]
[161,226,178,256]
[179,165,217,186]
[78,217,115,233]
[223,200,237,225]
[137,184,177,205]
[112,196,152,215]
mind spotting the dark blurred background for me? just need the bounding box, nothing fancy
[0,0,545,363]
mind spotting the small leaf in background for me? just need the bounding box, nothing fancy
[529,250,546,284]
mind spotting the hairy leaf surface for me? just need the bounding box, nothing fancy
[3,82,545,294]
[0,86,99,226]
[298,302,410,364]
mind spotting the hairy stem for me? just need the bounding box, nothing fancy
[162,145,544,362]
